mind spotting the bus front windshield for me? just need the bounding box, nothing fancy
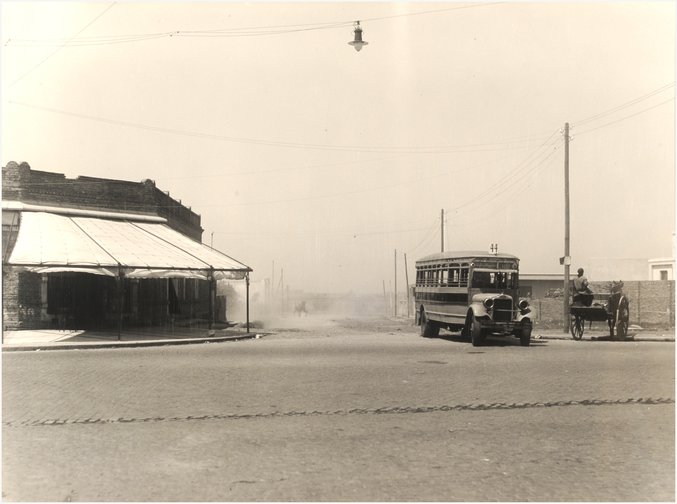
[472,271,517,289]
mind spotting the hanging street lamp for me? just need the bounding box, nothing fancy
[348,21,368,52]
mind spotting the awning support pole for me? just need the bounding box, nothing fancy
[246,272,250,334]
[117,265,123,341]
[208,269,215,330]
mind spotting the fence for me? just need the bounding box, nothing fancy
[532,280,674,329]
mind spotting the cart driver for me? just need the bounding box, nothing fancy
[573,268,593,305]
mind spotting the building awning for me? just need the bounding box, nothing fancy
[6,212,251,280]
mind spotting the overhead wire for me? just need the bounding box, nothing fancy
[6,3,670,225]
[188,143,558,209]
[572,82,674,126]
[8,101,554,154]
[432,135,560,248]
[214,134,554,247]
[11,126,562,213]
[8,2,117,87]
[5,2,503,47]
[450,143,562,227]
[406,220,441,256]
[211,222,441,240]
[448,130,562,216]
[446,147,561,236]
[573,97,675,137]
[442,83,665,208]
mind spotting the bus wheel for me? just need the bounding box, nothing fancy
[520,320,532,347]
[420,311,439,338]
[470,315,485,346]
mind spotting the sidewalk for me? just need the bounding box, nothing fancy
[533,326,675,343]
[2,324,673,352]
[2,326,263,352]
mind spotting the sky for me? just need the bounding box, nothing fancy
[1,1,675,294]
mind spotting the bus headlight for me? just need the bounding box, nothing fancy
[518,299,530,312]
[483,298,494,310]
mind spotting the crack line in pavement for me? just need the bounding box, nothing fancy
[3,397,673,428]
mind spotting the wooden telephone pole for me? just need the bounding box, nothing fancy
[563,122,571,333]
[394,249,397,317]
[440,209,445,252]
[404,253,411,318]
[383,280,388,316]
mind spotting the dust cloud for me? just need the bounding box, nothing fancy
[218,279,406,331]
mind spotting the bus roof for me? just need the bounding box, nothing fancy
[416,251,519,264]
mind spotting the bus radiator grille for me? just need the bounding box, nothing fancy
[493,299,513,322]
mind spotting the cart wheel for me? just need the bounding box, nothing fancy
[615,296,630,340]
[571,315,584,340]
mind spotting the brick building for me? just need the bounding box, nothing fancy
[2,161,251,332]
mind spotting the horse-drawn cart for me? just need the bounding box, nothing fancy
[570,281,630,340]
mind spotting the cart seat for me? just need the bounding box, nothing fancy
[572,292,594,307]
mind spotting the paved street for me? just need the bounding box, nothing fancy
[2,316,674,501]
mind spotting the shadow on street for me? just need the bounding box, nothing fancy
[435,331,549,347]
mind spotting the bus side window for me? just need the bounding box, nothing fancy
[460,267,469,286]
[450,267,459,286]
[440,269,448,286]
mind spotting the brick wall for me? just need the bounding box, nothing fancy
[2,270,46,330]
[2,269,19,330]
[531,280,675,329]
[1,161,31,201]
[149,186,202,240]
[2,161,203,241]
[633,281,675,327]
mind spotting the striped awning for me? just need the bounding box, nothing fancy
[6,212,251,280]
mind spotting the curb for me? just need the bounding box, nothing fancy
[2,332,264,352]
[534,334,674,343]
[3,331,672,352]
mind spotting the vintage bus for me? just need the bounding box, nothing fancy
[414,251,533,346]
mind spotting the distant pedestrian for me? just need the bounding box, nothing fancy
[293,301,307,316]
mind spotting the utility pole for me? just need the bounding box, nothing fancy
[563,122,571,333]
[279,268,284,311]
[272,260,275,310]
[404,252,411,318]
[394,249,398,317]
[382,280,388,317]
[440,209,445,252]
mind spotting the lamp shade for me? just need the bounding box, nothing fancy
[348,22,368,51]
